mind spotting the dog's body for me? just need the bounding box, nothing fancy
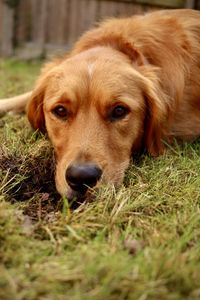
[1,9,200,199]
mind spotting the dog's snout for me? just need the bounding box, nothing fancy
[66,163,102,192]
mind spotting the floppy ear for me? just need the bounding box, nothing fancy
[142,75,170,156]
[26,84,46,133]
[27,58,63,133]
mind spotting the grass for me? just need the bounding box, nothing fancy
[0,58,200,300]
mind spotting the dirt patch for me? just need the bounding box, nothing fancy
[0,143,63,220]
[0,153,57,199]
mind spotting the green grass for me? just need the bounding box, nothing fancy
[0,59,200,300]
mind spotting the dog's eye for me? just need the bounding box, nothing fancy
[52,105,68,119]
[110,105,129,121]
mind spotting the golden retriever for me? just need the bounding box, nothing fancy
[1,9,200,200]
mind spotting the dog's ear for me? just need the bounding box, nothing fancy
[142,75,169,156]
[27,58,63,132]
[27,83,46,133]
[72,30,146,66]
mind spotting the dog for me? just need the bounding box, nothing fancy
[0,9,200,200]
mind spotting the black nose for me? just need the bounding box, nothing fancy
[66,163,102,193]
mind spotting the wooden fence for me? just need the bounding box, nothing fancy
[0,0,199,58]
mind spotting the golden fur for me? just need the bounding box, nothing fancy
[1,9,200,198]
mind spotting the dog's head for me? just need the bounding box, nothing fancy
[27,36,168,199]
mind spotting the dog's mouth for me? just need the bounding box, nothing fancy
[66,186,87,202]
[66,185,96,208]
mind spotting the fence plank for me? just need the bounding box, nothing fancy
[98,0,118,19]
[0,3,14,56]
[185,0,196,7]
[16,0,32,45]
[100,0,185,8]
[45,0,70,56]
[46,0,68,45]
[0,0,3,43]
[31,0,48,45]
[15,0,48,59]
[67,0,80,45]
[112,1,146,16]
[79,0,98,33]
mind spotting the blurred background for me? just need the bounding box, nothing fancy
[0,0,199,59]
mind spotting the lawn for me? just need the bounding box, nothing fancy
[0,59,200,300]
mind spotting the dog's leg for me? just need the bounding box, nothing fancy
[0,92,32,115]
